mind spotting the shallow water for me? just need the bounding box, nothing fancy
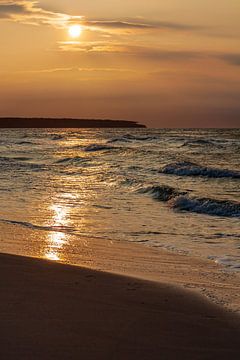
[0,128,239,270]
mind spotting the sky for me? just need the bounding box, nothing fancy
[0,0,240,127]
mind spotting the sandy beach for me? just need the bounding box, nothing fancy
[61,236,240,313]
[1,0,240,356]
[0,250,239,360]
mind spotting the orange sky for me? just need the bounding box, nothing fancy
[0,0,240,127]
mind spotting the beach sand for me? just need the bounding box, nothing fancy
[0,252,240,359]
[48,235,240,313]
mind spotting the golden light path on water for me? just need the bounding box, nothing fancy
[45,203,69,261]
[43,188,93,263]
[41,134,101,263]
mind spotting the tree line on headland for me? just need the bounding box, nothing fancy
[0,118,146,128]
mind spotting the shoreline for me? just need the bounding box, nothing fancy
[1,234,240,313]
[53,237,240,313]
[0,252,239,359]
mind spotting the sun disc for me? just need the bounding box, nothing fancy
[68,24,82,38]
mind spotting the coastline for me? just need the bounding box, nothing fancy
[1,233,240,312]
[42,236,240,313]
[0,252,239,359]
[0,118,146,128]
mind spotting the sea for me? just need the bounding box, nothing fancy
[0,128,239,270]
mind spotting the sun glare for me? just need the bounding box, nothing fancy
[68,24,82,38]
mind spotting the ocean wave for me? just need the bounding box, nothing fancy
[212,232,240,239]
[108,134,158,143]
[84,144,115,152]
[170,196,240,217]
[0,156,21,163]
[15,141,35,145]
[107,137,131,143]
[161,161,240,178]
[0,218,74,233]
[138,183,240,217]
[0,157,46,171]
[55,156,88,164]
[182,139,221,147]
[137,185,185,202]
[92,204,113,209]
[121,178,140,187]
[50,134,64,141]
[9,156,32,161]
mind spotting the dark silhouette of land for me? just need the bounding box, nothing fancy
[0,118,146,128]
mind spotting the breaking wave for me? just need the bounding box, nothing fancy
[137,185,185,202]
[161,161,240,178]
[50,134,64,141]
[108,134,158,143]
[0,218,75,233]
[182,139,221,147]
[170,196,240,218]
[138,184,240,217]
[16,141,35,145]
[84,143,116,152]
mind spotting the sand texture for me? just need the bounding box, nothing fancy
[0,253,239,360]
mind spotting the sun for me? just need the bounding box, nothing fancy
[68,24,82,38]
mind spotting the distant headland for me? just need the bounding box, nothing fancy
[0,118,146,128]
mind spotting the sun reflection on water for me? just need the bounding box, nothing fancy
[44,203,69,261]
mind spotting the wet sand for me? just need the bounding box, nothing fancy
[0,253,239,359]
[52,235,240,313]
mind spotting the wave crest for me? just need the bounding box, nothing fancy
[137,185,185,202]
[161,161,240,178]
[84,144,115,152]
[108,134,157,143]
[50,134,64,141]
[170,196,240,218]
[138,184,240,217]
[182,139,221,147]
[0,157,46,172]
[0,219,74,233]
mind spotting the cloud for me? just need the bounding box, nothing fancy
[84,20,154,30]
[56,40,240,70]
[125,46,203,61]
[57,41,203,61]
[0,1,81,27]
[57,41,128,53]
[82,19,199,31]
[217,53,240,66]
[0,3,25,18]
[14,66,136,74]
[0,1,201,33]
